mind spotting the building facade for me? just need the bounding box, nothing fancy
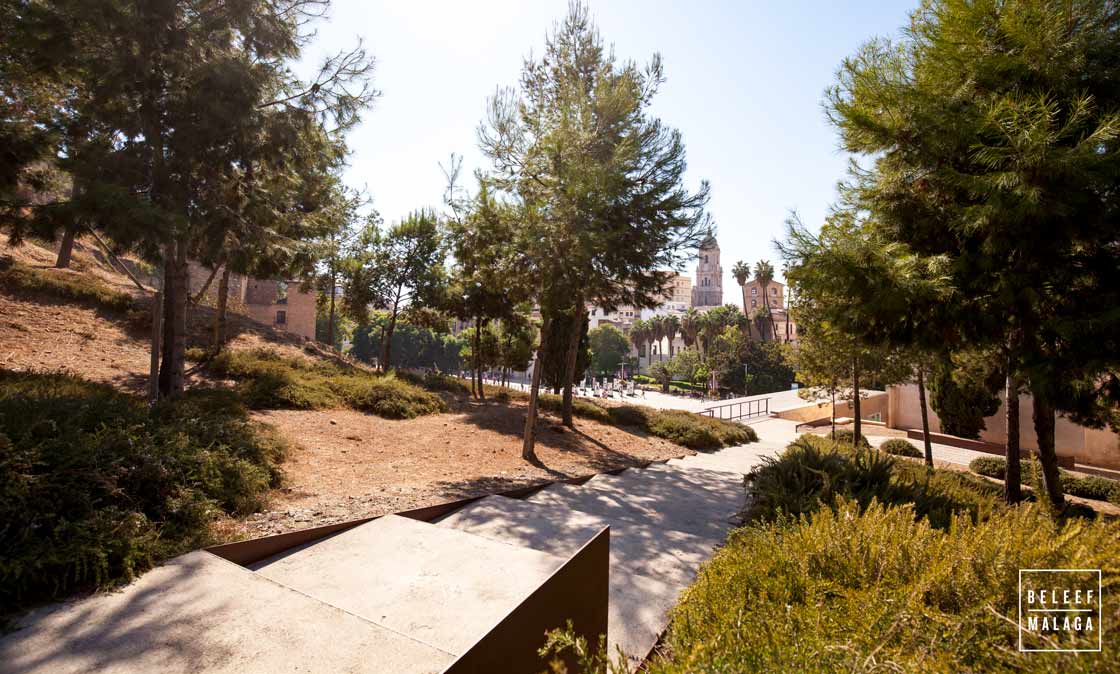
[690,234,723,309]
[187,263,317,341]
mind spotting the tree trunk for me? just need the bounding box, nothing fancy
[210,266,231,352]
[56,181,81,268]
[158,240,189,398]
[830,386,836,438]
[522,315,552,462]
[1031,389,1065,508]
[1005,372,1022,503]
[917,365,933,466]
[561,309,584,428]
[381,306,398,372]
[326,270,337,349]
[474,316,485,401]
[851,357,861,447]
[56,224,78,269]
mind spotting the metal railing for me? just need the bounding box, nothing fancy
[700,396,770,422]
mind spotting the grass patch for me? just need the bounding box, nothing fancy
[0,256,135,312]
[0,369,287,617]
[880,437,923,458]
[969,456,1120,505]
[202,349,447,419]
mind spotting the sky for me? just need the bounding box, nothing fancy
[300,0,915,305]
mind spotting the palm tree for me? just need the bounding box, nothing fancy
[731,260,751,318]
[629,319,648,373]
[680,309,699,350]
[649,315,666,362]
[754,260,779,341]
[664,314,680,358]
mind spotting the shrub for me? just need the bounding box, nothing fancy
[538,394,612,424]
[0,257,136,313]
[828,427,871,448]
[332,374,446,419]
[970,456,1007,479]
[969,455,1120,504]
[396,369,471,396]
[650,499,1118,674]
[204,349,445,419]
[0,370,287,617]
[880,438,923,458]
[607,405,653,428]
[644,410,755,450]
[745,434,1000,529]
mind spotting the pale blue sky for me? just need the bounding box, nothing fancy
[302,0,914,304]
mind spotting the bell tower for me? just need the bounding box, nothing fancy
[691,232,723,308]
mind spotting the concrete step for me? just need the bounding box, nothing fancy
[253,514,567,656]
[0,550,453,674]
[437,495,721,586]
[527,478,735,542]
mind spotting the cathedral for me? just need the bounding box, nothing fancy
[690,232,723,308]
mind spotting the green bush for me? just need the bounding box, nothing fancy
[968,456,1120,505]
[650,499,1118,674]
[645,410,755,450]
[745,434,1000,529]
[396,369,471,396]
[204,349,446,418]
[880,437,923,458]
[828,427,871,448]
[970,455,1008,479]
[607,405,653,428]
[0,257,136,313]
[538,394,612,423]
[0,370,288,617]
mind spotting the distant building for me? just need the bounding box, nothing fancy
[690,233,723,309]
[187,263,317,341]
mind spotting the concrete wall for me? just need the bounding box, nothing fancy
[774,391,889,424]
[887,384,1120,469]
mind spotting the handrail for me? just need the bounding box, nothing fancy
[700,396,770,421]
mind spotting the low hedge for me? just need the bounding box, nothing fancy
[203,349,447,419]
[968,456,1120,505]
[880,438,923,458]
[828,427,871,449]
[0,370,288,618]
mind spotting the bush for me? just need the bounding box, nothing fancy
[745,434,1000,529]
[204,349,446,418]
[969,456,1008,479]
[646,410,756,450]
[828,427,871,448]
[968,456,1120,504]
[607,405,653,428]
[538,394,612,424]
[651,499,1118,674]
[0,370,288,617]
[880,438,923,458]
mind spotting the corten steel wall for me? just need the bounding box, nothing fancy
[888,384,1120,469]
[441,528,610,674]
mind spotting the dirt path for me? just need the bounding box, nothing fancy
[224,400,693,539]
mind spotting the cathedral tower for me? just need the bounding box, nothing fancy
[690,232,723,308]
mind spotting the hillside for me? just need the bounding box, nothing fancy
[1,235,732,542]
[0,234,333,390]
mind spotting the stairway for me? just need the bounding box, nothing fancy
[0,438,787,674]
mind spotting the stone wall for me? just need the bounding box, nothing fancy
[887,383,1120,469]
